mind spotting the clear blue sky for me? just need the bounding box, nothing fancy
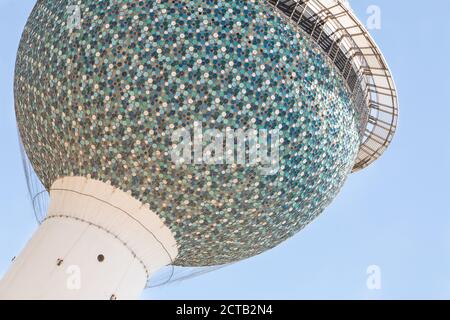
[1,0,449,300]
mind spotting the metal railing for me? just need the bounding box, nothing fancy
[267,0,398,172]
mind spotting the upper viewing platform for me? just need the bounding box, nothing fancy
[268,0,398,172]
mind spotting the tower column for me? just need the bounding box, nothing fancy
[0,177,178,300]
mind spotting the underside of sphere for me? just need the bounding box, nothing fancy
[15,0,361,266]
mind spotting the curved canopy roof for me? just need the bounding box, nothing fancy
[268,0,399,172]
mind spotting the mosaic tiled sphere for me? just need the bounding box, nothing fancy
[15,0,361,266]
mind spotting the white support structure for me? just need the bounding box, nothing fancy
[0,177,178,300]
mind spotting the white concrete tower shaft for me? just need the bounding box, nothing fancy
[0,177,178,300]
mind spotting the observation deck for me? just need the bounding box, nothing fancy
[268,0,398,172]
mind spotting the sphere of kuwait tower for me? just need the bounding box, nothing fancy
[2,0,398,300]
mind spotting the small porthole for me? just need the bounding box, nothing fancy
[97,254,105,262]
